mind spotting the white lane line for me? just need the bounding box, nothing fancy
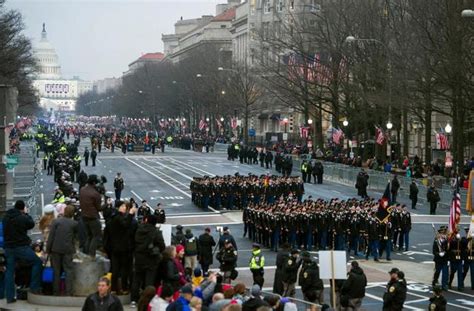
[168,158,216,177]
[130,190,143,201]
[447,289,474,298]
[125,158,191,198]
[167,214,223,219]
[404,298,431,304]
[177,221,243,227]
[363,293,419,310]
[401,287,472,310]
[145,159,193,181]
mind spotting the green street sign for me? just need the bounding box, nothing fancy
[6,155,19,168]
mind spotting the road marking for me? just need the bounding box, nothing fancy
[363,293,420,310]
[403,251,431,256]
[146,159,193,181]
[180,221,243,227]
[125,158,191,198]
[168,158,216,176]
[170,203,183,207]
[421,261,434,264]
[150,190,161,193]
[167,214,224,219]
[130,190,143,201]
[404,298,432,304]
[447,289,474,298]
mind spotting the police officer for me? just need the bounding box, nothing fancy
[216,240,237,284]
[91,148,97,167]
[154,203,166,224]
[432,227,449,290]
[281,249,300,298]
[428,286,447,311]
[298,251,324,305]
[249,243,265,288]
[43,153,48,170]
[113,172,124,201]
[83,147,90,166]
[382,268,407,311]
[218,227,237,250]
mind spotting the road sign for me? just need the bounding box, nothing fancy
[248,128,256,137]
[5,155,19,169]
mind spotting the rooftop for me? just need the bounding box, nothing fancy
[212,7,236,22]
[138,52,165,61]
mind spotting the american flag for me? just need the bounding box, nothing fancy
[449,187,461,235]
[231,118,238,129]
[435,132,450,150]
[216,118,223,129]
[198,120,207,131]
[300,126,309,138]
[332,128,344,145]
[375,127,385,145]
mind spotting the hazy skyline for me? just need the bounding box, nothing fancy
[7,0,224,81]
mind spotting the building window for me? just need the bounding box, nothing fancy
[277,0,284,12]
[290,0,295,10]
[309,0,321,12]
[250,0,256,15]
[264,0,271,14]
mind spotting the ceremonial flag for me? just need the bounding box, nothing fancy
[376,182,391,222]
[449,186,462,235]
[231,118,238,129]
[199,120,207,131]
[216,118,223,129]
[332,128,344,145]
[375,127,385,145]
[435,131,450,150]
[300,126,309,138]
[466,170,474,214]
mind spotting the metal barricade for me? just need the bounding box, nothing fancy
[259,290,322,311]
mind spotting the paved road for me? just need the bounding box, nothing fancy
[31,141,474,310]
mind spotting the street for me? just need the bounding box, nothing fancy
[32,141,474,310]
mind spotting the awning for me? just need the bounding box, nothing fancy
[258,113,269,119]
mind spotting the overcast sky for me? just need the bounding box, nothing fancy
[7,0,222,81]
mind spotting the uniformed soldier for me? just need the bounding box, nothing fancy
[448,231,465,290]
[216,240,237,284]
[428,286,447,311]
[463,228,474,290]
[432,226,449,290]
[249,243,265,288]
[382,268,407,311]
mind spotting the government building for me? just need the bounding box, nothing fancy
[32,24,92,112]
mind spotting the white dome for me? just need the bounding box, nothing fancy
[34,23,62,80]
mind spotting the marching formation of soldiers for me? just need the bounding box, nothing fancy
[243,197,412,259]
[190,174,305,210]
[432,226,474,291]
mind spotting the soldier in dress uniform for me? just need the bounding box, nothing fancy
[432,226,449,290]
[448,230,466,290]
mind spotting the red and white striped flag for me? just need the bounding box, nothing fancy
[199,120,207,131]
[332,128,344,145]
[231,118,238,129]
[375,127,385,145]
[449,190,461,235]
[436,132,450,150]
[300,126,309,138]
[216,118,223,129]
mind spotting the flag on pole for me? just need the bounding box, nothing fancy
[300,126,309,138]
[216,118,223,129]
[435,131,450,150]
[376,182,392,222]
[332,128,344,145]
[199,120,207,131]
[144,131,149,144]
[449,185,462,235]
[231,118,238,129]
[375,127,385,145]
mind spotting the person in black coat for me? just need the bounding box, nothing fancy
[198,228,216,274]
[90,149,97,167]
[131,214,165,303]
[356,170,369,198]
[391,175,400,203]
[272,243,291,295]
[105,201,137,293]
[427,185,440,215]
[313,162,324,184]
[341,261,367,310]
[218,227,237,250]
[298,251,324,304]
[82,277,123,311]
[408,180,418,210]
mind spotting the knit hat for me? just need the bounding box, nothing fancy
[251,284,261,297]
[176,244,185,254]
[43,204,55,214]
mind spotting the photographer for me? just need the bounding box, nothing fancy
[80,174,103,259]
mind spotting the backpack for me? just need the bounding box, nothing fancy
[185,237,197,254]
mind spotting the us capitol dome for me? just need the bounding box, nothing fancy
[34,23,61,80]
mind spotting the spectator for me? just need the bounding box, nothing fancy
[80,174,102,258]
[198,227,216,274]
[82,277,123,311]
[46,205,79,296]
[189,296,203,311]
[341,261,367,311]
[210,292,231,311]
[232,283,247,304]
[131,214,165,304]
[162,246,185,293]
[184,229,199,270]
[390,175,400,203]
[38,204,56,252]
[105,200,137,294]
[149,284,173,311]
[242,285,269,311]
[3,200,42,303]
[167,284,193,311]
[173,225,186,246]
[192,268,204,287]
[409,180,418,210]
[137,286,156,311]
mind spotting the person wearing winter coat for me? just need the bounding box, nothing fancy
[341,261,367,311]
[166,284,193,311]
[183,229,199,271]
[131,214,165,303]
[409,180,418,210]
[391,175,400,203]
[46,205,79,296]
[162,245,187,293]
[198,227,216,274]
[82,277,123,311]
[427,185,440,215]
[105,201,137,293]
[298,251,324,305]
